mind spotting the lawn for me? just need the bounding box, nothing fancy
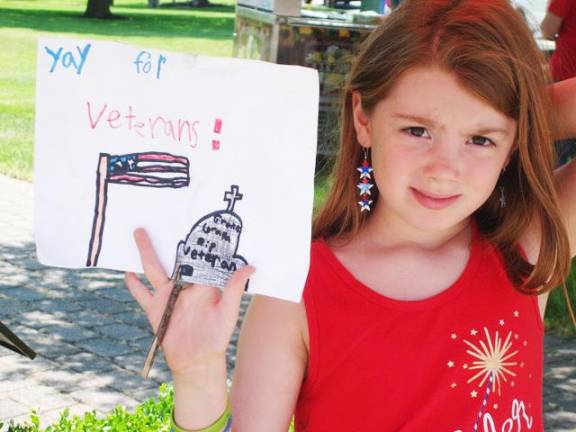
[0,0,236,181]
[1,0,574,337]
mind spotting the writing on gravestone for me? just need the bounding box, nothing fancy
[172,185,248,288]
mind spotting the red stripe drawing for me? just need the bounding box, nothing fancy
[86,152,190,267]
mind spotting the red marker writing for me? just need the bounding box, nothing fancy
[212,118,222,150]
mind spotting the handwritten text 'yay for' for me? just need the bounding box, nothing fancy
[43,44,165,78]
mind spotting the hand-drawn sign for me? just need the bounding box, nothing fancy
[86,151,190,267]
[35,38,319,303]
[171,185,247,288]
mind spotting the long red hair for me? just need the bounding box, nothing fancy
[313,0,570,294]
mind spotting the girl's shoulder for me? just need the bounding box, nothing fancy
[516,218,540,266]
[516,220,549,319]
[308,237,336,272]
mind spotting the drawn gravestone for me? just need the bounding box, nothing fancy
[172,185,248,288]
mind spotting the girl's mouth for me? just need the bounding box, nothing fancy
[410,187,461,210]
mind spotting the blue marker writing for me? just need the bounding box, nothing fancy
[157,54,167,79]
[44,46,63,73]
[134,50,167,79]
[44,43,92,75]
[134,51,152,74]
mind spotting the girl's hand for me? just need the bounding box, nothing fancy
[125,228,255,378]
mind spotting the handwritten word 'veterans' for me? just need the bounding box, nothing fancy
[45,44,92,75]
[86,102,200,147]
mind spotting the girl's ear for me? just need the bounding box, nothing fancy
[352,91,372,148]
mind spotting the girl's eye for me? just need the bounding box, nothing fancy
[470,136,494,147]
[404,127,429,138]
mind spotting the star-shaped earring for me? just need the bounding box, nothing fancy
[357,160,373,179]
[357,180,374,195]
[356,148,374,212]
[358,198,373,212]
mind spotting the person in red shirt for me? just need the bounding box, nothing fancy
[126,1,576,431]
[541,0,576,165]
[542,0,576,82]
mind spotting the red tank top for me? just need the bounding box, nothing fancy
[294,225,544,432]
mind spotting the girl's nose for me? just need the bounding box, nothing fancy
[422,140,461,180]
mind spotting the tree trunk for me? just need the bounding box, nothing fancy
[84,0,113,18]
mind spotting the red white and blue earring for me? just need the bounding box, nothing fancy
[357,148,374,212]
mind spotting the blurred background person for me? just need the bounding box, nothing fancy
[542,0,576,81]
[542,0,576,165]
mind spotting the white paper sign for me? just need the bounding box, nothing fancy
[34,38,319,303]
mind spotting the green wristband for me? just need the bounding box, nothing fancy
[171,402,231,432]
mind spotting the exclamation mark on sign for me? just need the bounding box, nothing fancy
[212,118,222,150]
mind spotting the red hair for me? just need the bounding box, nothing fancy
[313,0,570,294]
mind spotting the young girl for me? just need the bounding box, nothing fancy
[125,0,576,430]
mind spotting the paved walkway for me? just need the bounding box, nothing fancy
[0,174,575,429]
[0,174,249,427]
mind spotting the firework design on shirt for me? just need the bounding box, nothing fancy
[464,327,519,396]
[447,309,535,432]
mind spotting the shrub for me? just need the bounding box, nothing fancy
[1,384,297,431]
[0,384,173,432]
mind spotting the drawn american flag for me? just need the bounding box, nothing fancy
[86,151,190,267]
[107,152,189,188]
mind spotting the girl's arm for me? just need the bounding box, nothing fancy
[550,79,576,259]
[126,228,307,431]
[519,80,576,314]
[231,294,308,431]
[125,229,249,429]
[551,78,576,139]
[553,158,576,259]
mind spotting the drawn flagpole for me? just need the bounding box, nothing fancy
[86,154,110,267]
[86,151,190,267]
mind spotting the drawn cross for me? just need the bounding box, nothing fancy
[224,185,243,211]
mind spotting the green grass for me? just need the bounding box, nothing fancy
[545,258,576,337]
[0,0,236,181]
[2,0,575,336]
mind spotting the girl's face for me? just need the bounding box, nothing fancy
[353,65,517,235]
